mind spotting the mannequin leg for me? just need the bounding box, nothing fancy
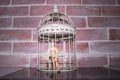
[52,57,55,70]
[55,57,59,70]
[56,61,59,70]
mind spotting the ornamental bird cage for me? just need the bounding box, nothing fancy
[37,5,76,72]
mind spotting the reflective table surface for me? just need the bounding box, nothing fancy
[0,67,120,80]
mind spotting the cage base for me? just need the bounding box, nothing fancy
[37,68,75,72]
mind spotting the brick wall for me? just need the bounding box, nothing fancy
[0,0,120,69]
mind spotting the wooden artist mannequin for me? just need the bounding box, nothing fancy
[48,41,59,70]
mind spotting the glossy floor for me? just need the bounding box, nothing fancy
[0,67,120,80]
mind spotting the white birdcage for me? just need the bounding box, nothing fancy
[37,5,76,72]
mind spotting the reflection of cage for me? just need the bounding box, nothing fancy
[37,5,76,71]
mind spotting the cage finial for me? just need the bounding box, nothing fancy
[53,5,58,13]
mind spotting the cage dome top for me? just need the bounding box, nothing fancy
[37,5,76,39]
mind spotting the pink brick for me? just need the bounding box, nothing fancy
[33,29,37,41]
[88,17,120,27]
[38,43,49,53]
[30,55,37,67]
[30,6,65,16]
[118,0,120,4]
[0,42,11,53]
[76,42,89,53]
[0,55,29,67]
[109,29,120,40]
[13,42,37,54]
[76,29,107,40]
[67,6,101,16]
[110,57,120,68]
[0,30,31,41]
[82,0,116,5]
[30,6,52,16]
[71,17,86,28]
[0,18,12,28]
[0,6,28,16]
[13,17,40,28]
[0,0,10,5]
[90,42,120,53]
[77,55,107,67]
[12,0,45,5]
[47,0,81,4]
[102,6,120,16]
[110,54,120,68]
